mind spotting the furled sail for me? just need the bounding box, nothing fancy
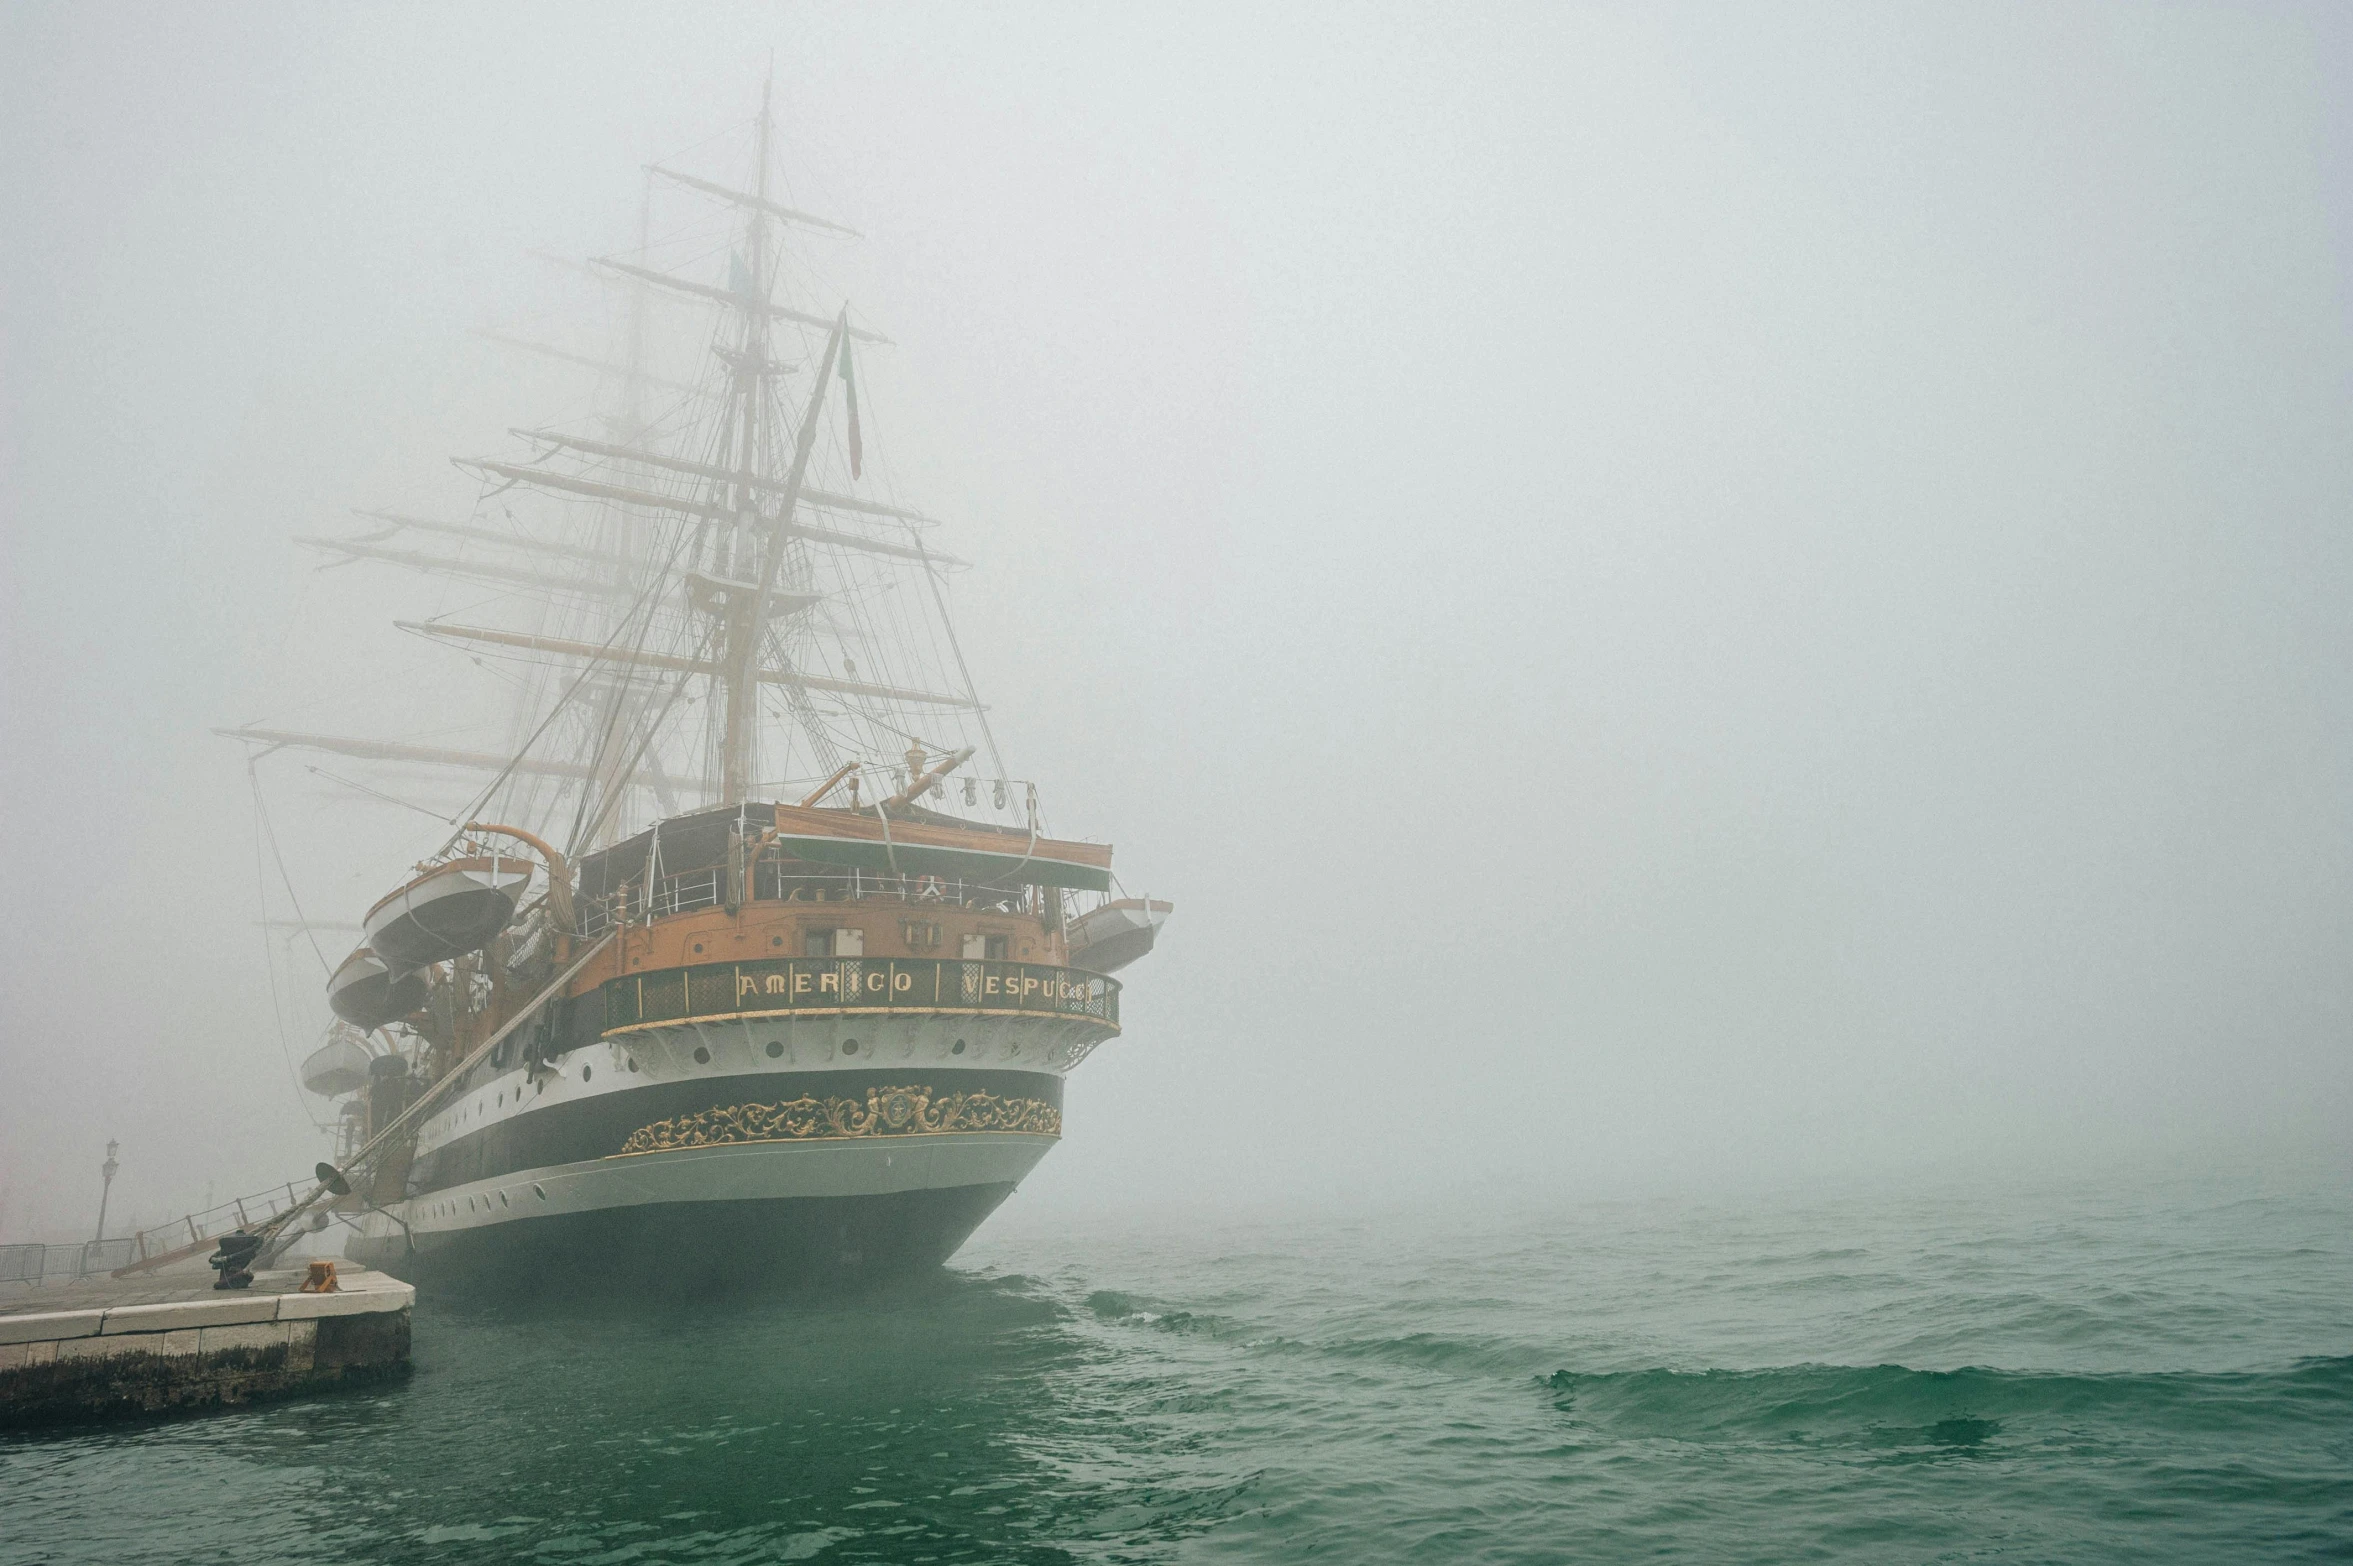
[216,727,696,791]
[471,329,703,394]
[646,163,863,237]
[393,622,984,709]
[508,430,940,526]
[454,462,959,567]
[295,537,657,601]
[591,258,893,345]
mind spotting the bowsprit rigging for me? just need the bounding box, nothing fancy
[218,75,1173,1295]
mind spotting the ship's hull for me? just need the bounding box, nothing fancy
[345,1147,1041,1295]
[344,1011,1083,1295]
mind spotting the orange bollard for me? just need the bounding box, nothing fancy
[297,1259,340,1293]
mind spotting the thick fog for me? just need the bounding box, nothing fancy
[4,4,2349,1242]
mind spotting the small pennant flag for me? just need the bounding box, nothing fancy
[727,251,755,297]
[838,329,862,479]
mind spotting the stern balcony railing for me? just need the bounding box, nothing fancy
[577,861,1040,938]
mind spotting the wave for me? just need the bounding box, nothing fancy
[1537,1356,2353,1444]
[1073,1283,2353,1447]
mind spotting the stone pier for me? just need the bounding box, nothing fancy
[0,1263,412,1427]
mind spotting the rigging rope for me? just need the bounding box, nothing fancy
[432,492,701,855]
[304,765,449,822]
[247,765,334,1130]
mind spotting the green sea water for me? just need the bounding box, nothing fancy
[4,1168,2349,1563]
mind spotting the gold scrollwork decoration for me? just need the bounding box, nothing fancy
[614,1083,1061,1157]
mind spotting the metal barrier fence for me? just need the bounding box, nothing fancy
[0,1240,137,1286]
[3,1174,324,1283]
[115,1181,320,1264]
[577,863,1040,937]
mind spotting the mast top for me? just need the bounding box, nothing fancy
[291,80,1009,845]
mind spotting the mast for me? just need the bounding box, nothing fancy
[563,167,668,851]
[716,74,778,804]
[265,81,1020,856]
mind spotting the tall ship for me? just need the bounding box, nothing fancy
[227,86,1170,1290]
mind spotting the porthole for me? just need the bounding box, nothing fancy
[842,1038,859,1056]
[582,1065,593,1082]
[766,1041,783,1059]
[693,1046,712,1065]
[532,1184,548,1200]
[771,935,784,948]
[952,1039,967,1055]
[627,1057,639,1072]
[499,1191,509,1206]
[693,941,705,954]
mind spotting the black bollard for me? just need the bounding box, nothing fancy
[210,1230,263,1290]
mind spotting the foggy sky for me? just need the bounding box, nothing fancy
[4,3,2350,1240]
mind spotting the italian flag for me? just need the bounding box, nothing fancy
[838,331,862,479]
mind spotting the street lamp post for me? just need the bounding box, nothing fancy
[94,1139,120,1244]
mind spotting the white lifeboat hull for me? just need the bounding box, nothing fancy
[364,856,534,969]
[1068,897,1172,974]
[300,1025,378,1097]
[326,946,430,1030]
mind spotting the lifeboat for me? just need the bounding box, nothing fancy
[362,855,534,969]
[326,947,430,1030]
[299,1025,377,1097]
[1067,897,1173,974]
